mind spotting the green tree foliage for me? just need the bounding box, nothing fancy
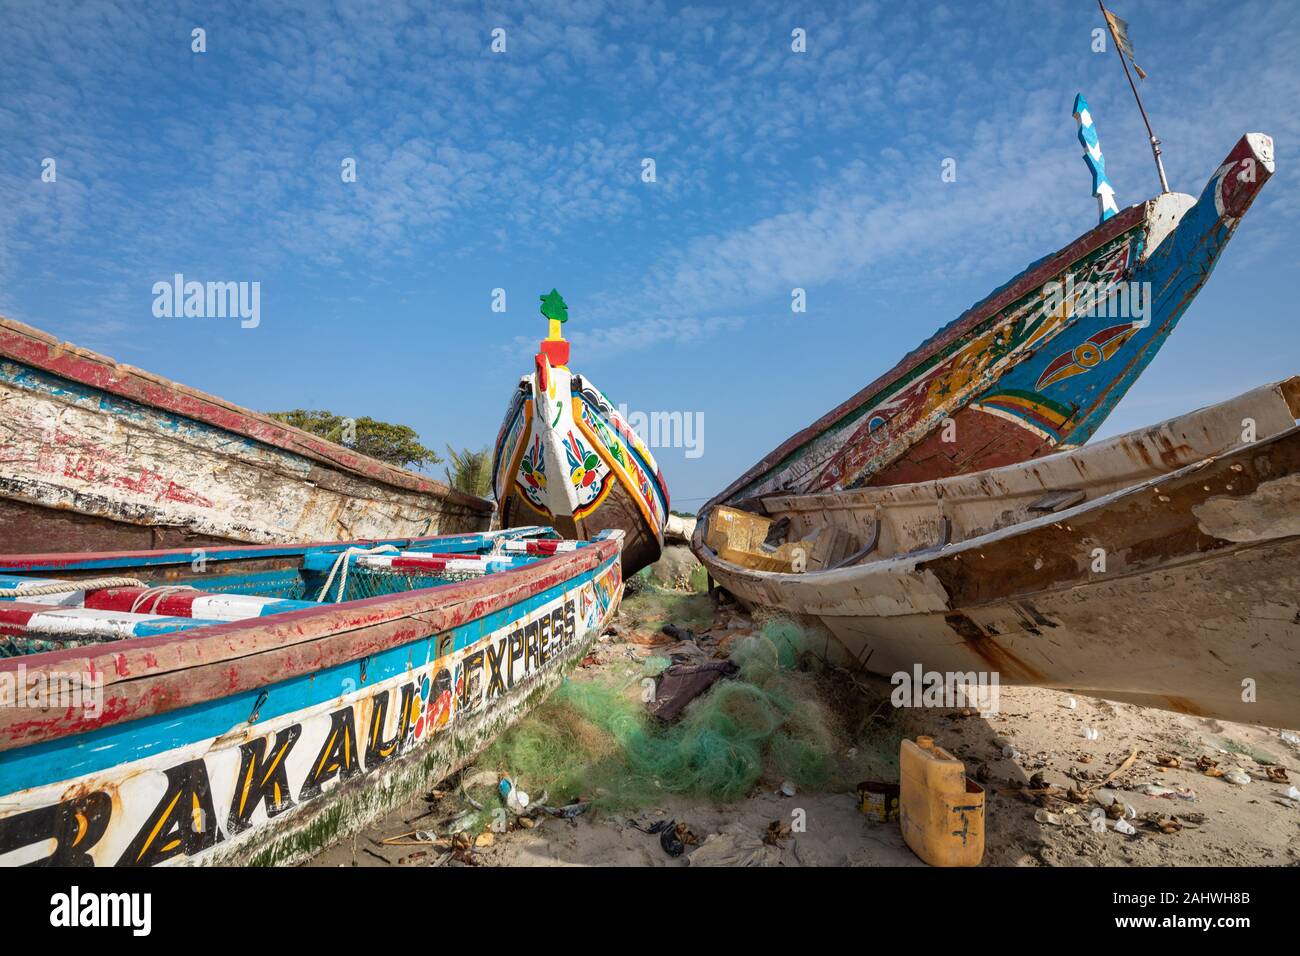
[269,409,441,471]
[444,445,493,498]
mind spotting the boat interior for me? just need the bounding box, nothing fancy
[0,527,593,656]
[702,377,1300,576]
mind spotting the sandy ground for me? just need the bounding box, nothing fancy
[308,579,1300,869]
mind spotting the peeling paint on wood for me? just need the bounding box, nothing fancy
[1193,472,1300,543]
[694,380,1300,728]
[0,319,492,553]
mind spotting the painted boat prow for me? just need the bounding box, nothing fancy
[1046,131,1276,443]
[708,132,1275,505]
[491,291,670,576]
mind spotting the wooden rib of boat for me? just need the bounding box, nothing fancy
[0,317,493,553]
[0,526,624,866]
[693,378,1300,728]
[491,290,670,576]
[716,132,1274,506]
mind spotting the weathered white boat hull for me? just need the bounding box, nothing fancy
[818,536,1300,727]
[697,380,1300,728]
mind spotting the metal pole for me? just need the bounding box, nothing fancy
[1098,0,1170,193]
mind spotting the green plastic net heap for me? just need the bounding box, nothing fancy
[477,618,844,807]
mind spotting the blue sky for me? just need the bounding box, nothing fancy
[2,0,1297,510]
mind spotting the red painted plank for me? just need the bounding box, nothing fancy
[0,603,40,631]
[389,556,457,571]
[82,588,200,616]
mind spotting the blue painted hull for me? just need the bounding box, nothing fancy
[0,529,623,866]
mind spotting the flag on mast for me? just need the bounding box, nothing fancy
[1102,6,1147,79]
[1098,1,1168,192]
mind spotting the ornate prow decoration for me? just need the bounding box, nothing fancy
[538,288,571,368]
[491,290,670,575]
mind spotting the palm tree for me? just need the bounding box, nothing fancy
[444,445,493,498]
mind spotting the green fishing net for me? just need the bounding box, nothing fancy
[478,618,847,807]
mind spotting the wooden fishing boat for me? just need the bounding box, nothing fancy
[715,132,1274,506]
[0,526,623,865]
[0,316,493,554]
[492,290,670,576]
[694,378,1300,728]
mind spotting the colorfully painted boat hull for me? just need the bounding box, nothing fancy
[0,528,623,866]
[694,380,1300,727]
[715,133,1274,505]
[0,317,493,554]
[493,353,669,576]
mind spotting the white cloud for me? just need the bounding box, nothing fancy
[1,0,1296,360]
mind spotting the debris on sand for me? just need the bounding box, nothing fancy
[648,660,740,721]
[306,573,1300,869]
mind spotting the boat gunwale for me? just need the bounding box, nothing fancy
[0,531,622,753]
[694,418,1300,592]
[0,527,550,574]
[754,376,1300,514]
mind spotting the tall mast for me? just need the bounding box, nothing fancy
[1099,0,1169,193]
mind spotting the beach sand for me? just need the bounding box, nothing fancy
[307,579,1300,868]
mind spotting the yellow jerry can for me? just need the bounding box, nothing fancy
[899,736,985,867]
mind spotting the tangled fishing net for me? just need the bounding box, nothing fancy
[478,618,844,807]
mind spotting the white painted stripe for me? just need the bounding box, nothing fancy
[16,608,166,640]
[189,594,285,621]
[444,560,502,573]
[969,402,1057,442]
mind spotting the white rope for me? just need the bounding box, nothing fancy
[129,585,198,615]
[0,577,148,599]
[489,532,531,556]
[314,545,400,603]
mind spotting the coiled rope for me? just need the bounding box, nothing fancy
[129,585,199,614]
[314,545,400,603]
[0,577,148,599]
